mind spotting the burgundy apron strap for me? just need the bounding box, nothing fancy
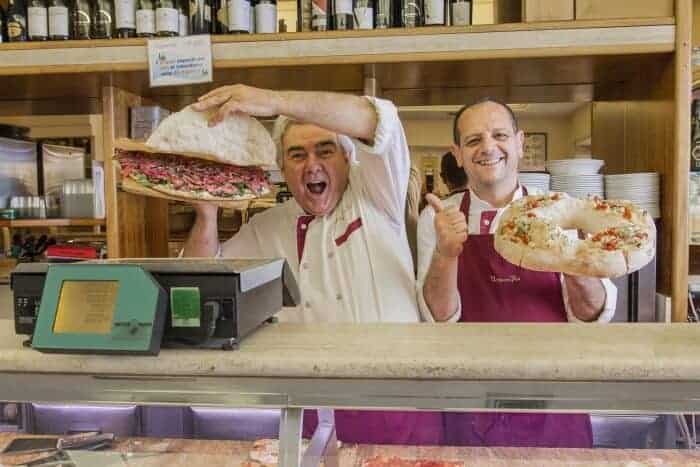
[296,215,314,261]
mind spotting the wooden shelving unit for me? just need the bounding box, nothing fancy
[0,19,675,76]
[0,219,105,228]
[0,4,692,320]
[0,218,106,256]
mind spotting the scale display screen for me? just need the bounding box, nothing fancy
[32,264,166,355]
[54,281,120,334]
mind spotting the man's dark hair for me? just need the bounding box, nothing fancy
[452,98,519,145]
[440,151,467,192]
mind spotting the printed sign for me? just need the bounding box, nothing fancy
[148,34,213,87]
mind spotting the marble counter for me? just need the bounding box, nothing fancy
[1,319,700,382]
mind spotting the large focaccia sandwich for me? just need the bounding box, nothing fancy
[114,106,276,207]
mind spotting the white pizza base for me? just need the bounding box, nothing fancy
[494,193,656,278]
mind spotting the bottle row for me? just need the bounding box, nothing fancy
[0,0,280,42]
[0,0,473,41]
[297,0,473,31]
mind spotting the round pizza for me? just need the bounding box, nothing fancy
[494,192,656,278]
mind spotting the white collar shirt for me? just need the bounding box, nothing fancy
[220,97,420,324]
[416,186,617,323]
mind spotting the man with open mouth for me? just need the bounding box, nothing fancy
[181,84,444,446]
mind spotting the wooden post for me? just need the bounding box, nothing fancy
[673,0,692,321]
[102,81,170,259]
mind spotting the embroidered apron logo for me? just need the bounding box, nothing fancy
[490,274,520,283]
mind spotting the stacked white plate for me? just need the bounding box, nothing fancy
[551,174,604,198]
[605,172,661,219]
[545,159,604,176]
[518,172,550,192]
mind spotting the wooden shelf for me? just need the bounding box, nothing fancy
[0,19,674,76]
[0,18,677,109]
[0,219,106,228]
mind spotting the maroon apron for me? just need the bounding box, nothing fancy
[444,189,593,448]
[295,215,444,445]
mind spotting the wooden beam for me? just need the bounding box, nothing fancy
[694,0,700,47]
[102,81,170,259]
[672,0,692,321]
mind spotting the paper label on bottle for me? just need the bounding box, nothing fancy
[137,8,156,33]
[451,1,469,25]
[354,6,372,28]
[179,13,188,34]
[254,3,275,33]
[227,0,250,31]
[28,7,48,37]
[424,0,443,25]
[115,0,136,28]
[156,7,178,33]
[148,33,212,87]
[48,6,69,36]
[334,0,351,15]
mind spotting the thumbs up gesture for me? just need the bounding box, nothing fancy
[426,193,468,258]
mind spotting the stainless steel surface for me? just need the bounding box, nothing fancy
[279,408,303,467]
[3,374,700,414]
[304,409,338,467]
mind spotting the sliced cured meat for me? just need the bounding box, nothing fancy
[115,148,271,201]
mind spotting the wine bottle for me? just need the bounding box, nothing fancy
[449,0,469,25]
[115,0,136,36]
[253,0,275,33]
[28,0,49,41]
[373,0,390,28]
[227,0,249,33]
[353,0,372,29]
[71,0,91,38]
[178,0,188,34]
[398,0,420,27]
[213,0,226,33]
[310,0,327,30]
[7,0,28,41]
[0,5,5,43]
[296,0,308,31]
[189,0,210,33]
[330,0,351,29]
[155,0,179,35]
[135,0,155,36]
[91,0,114,38]
[254,0,277,34]
[48,0,70,39]
[423,0,443,25]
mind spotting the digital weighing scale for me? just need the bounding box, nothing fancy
[11,258,299,355]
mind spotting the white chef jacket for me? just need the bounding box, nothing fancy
[416,186,617,323]
[220,97,421,324]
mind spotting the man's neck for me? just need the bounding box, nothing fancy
[471,181,519,208]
